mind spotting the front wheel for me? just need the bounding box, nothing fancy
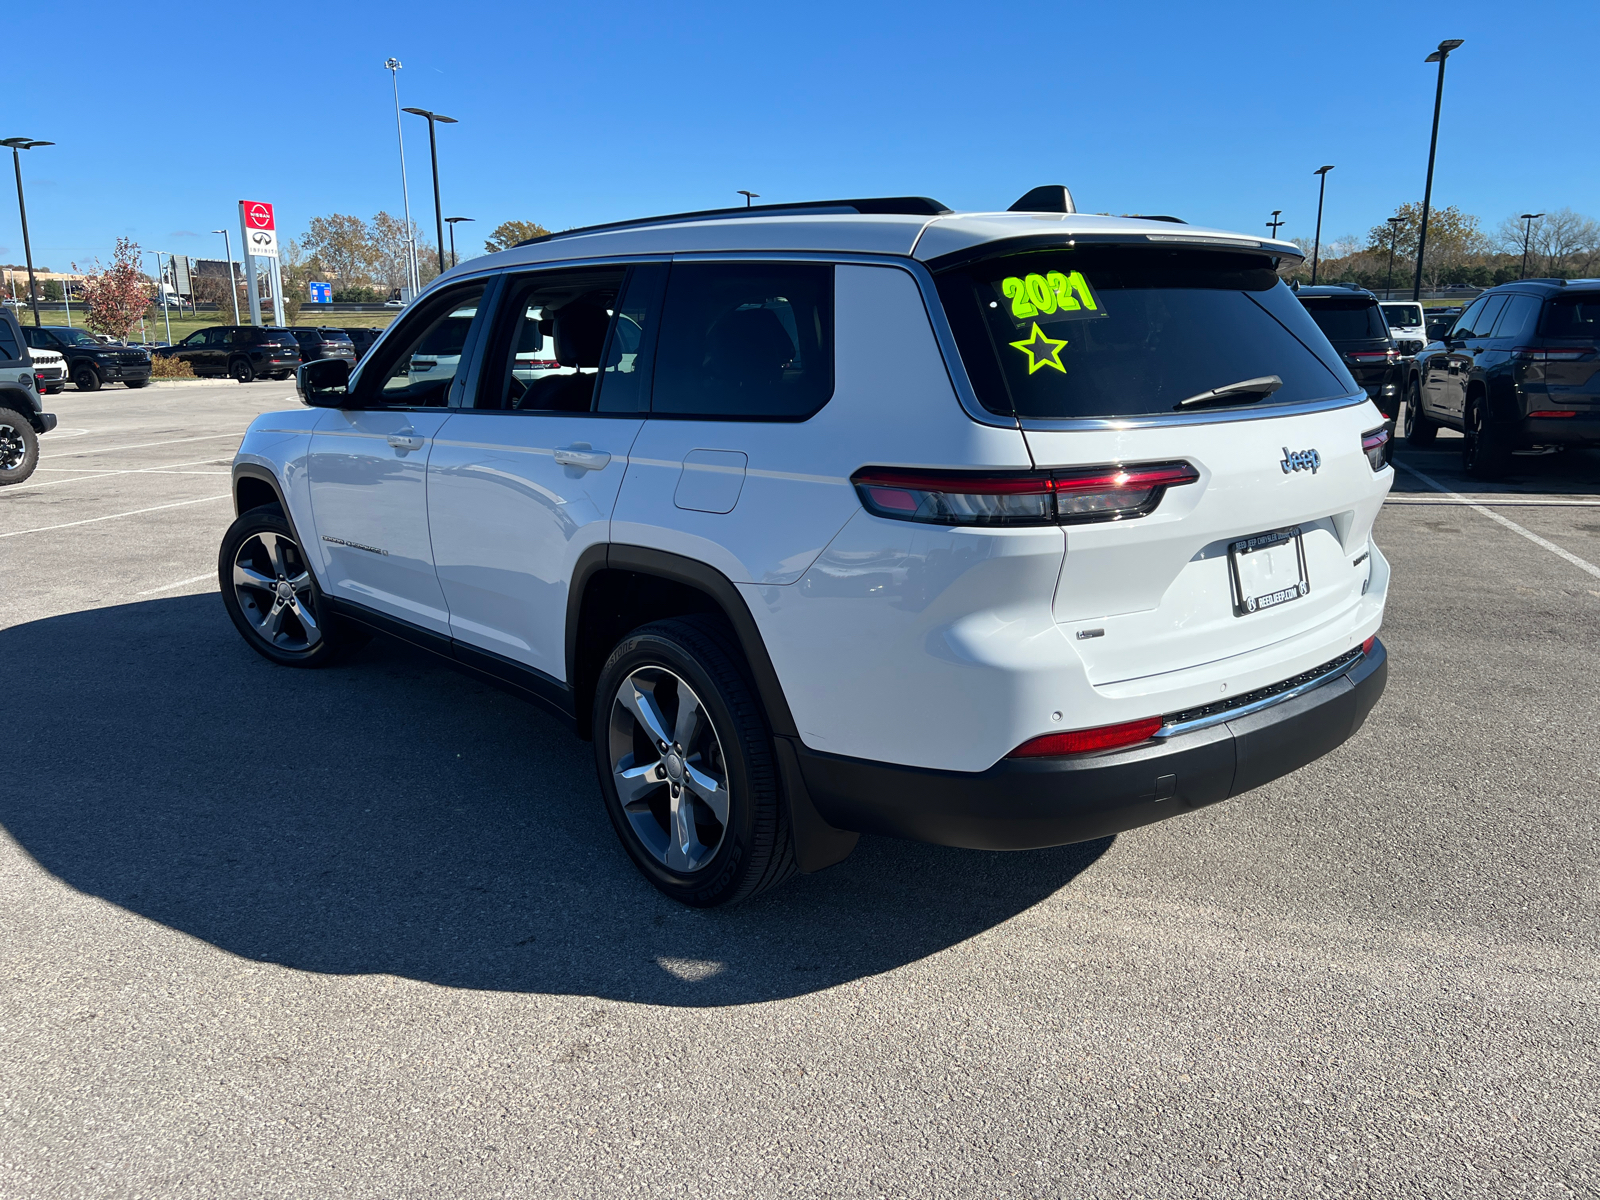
[230,357,256,383]
[0,408,40,485]
[217,507,362,667]
[1403,382,1438,447]
[72,364,101,392]
[1462,399,1511,480]
[593,617,796,907]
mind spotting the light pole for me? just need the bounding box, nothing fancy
[149,251,172,345]
[444,216,473,269]
[1,137,53,326]
[385,58,420,298]
[1413,38,1465,301]
[737,190,759,207]
[1310,166,1334,285]
[1266,210,1284,239]
[213,228,241,323]
[402,107,458,276]
[1386,216,1404,298]
[1519,212,1544,280]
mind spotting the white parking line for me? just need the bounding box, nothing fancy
[0,494,231,539]
[1394,461,1600,581]
[137,572,219,595]
[40,431,244,460]
[3,456,236,493]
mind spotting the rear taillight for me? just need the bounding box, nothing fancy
[1361,426,1391,471]
[851,462,1199,528]
[1528,410,1577,418]
[1007,716,1164,758]
[1362,635,1376,656]
[33,371,45,389]
[1346,349,1399,365]
[1513,345,1594,362]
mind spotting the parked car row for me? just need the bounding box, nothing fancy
[151,326,373,383]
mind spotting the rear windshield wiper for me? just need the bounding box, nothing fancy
[1176,375,1283,410]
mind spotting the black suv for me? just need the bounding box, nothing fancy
[341,326,382,360]
[151,326,302,382]
[1411,280,1600,478]
[21,325,152,391]
[287,327,357,364]
[1294,285,1413,420]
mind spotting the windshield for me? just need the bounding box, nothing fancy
[50,327,105,348]
[934,246,1353,420]
[1300,297,1389,341]
[1381,303,1423,329]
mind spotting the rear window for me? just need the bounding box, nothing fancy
[264,332,298,347]
[934,247,1354,420]
[321,330,353,343]
[1299,297,1389,341]
[1539,292,1600,339]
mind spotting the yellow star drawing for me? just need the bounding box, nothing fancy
[1008,322,1069,374]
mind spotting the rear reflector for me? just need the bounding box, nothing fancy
[1360,426,1391,471]
[1528,410,1577,418]
[852,461,1199,528]
[1513,346,1594,362]
[1007,716,1164,758]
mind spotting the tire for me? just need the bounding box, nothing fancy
[217,506,364,667]
[123,378,149,389]
[1403,381,1438,447]
[0,407,40,485]
[1462,397,1511,480]
[72,363,101,392]
[230,357,255,383]
[593,615,796,907]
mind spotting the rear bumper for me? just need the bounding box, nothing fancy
[796,639,1388,851]
[32,411,57,433]
[1518,413,1600,446]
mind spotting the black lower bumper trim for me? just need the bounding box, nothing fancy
[796,640,1388,851]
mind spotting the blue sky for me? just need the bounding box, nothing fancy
[4,0,1595,272]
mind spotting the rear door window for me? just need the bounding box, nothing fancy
[935,247,1353,420]
[0,322,19,361]
[1462,295,1508,340]
[1489,294,1540,340]
[650,262,834,420]
[1299,297,1389,341]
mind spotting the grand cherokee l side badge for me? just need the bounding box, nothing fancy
[1281,447,1321,474]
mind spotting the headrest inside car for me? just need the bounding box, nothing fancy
[552,300,612,369]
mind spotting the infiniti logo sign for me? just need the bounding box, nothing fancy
[1281,447,1321,474]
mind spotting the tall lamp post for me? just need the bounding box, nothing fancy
[1519,212,1544,280]
[1386,216,1404,298]
[737,190,759,207]
[1,137,53,326]
[401,107,458,276]
[1266,210,1284,239]
[213,228,241,324]
[148,251,172,345]
[1310,166,1334,285]
[1413,38,1465,302]
[384,59,420,298]
[444,216,473,269]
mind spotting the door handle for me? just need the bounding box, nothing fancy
[553,445,611,471]
[387,433,425,451]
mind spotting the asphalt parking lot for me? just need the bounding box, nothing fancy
[2,384,1596,1199]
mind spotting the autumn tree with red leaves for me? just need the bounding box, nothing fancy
[74,238,151,341]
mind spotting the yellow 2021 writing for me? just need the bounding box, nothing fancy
[1000,271,1098,320]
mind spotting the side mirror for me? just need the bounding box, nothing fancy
[298,357,351,407]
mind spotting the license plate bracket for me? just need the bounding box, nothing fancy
[1229,526,1309,616]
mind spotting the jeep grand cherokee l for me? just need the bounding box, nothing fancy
[219,191,1391,906]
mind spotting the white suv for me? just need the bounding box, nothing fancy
[221,190,1392,907]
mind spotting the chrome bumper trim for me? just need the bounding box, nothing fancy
[1154,649,1366,739]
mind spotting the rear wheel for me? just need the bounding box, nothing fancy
[230,357,255,383]
[217,506,363,667]
[1463,397,1511,480]
[593,616,796,907]
[1403,382,1438,447]
[0,408,40,485]
[72,364,101,392]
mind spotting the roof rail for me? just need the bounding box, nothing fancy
[1520,277,1568,286]
[516,196,953,247]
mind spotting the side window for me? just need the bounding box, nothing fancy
[230,329,255,348]
[374,286,487,408]
[22,326,43,349]
[1448,297,1488,341]
[1489,295,1539,340]
[651,262,834,420]
[1464,295,1507,340]
[475,268,627,412]
[0,321,20,361]
[206,328,229,346]
[182,330,208,346]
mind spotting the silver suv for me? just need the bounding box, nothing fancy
[221,189,1392,906]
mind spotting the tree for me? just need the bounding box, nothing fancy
[1364,202,1487,291]
[370,211,437,292]
[73,238,150,341]
[1493,208,1600,277]
[275,239,317,324]
[484,219,550,253]
[301,213,375,291]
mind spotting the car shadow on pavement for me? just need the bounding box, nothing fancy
[1,596,1110,1007]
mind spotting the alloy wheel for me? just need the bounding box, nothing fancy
[0,420,24,471]
[231,530,322,652]
[607,667,730,873]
